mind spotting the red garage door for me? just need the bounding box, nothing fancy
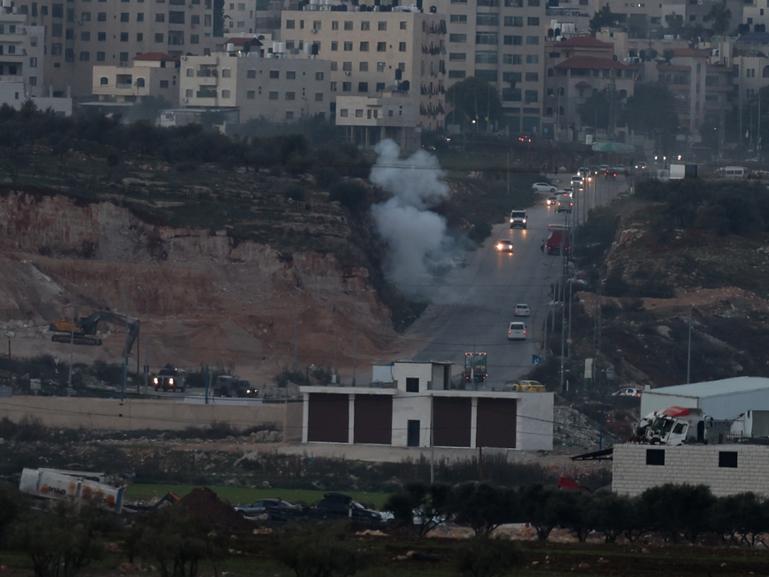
[354,395,393,444]
[433,397,471,447]
[307,393,348,442]
[476,398,516,448]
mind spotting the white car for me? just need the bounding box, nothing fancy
[612,387,642,398]
[514,304,531,317]
[507,321,528,340]
[532,182,557,193]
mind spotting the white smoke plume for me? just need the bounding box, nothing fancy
[370,139,454,298]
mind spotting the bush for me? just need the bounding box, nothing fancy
[273,528,367,577]
[456,538,522,577]
[330,180,370,213]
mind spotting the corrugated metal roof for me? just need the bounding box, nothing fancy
[647,377,769,398]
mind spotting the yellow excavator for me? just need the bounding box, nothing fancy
[49,311,140,396]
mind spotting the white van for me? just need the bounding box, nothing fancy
[717,166,747,179]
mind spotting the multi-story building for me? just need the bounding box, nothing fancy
[279,8,446,130]
[426,0,546,135]
[335,93,420,150]
[92,53,180,106]
[224,0,257,35]
[13,0,219,97]
[544,35,637,141]
[656,48,709,138]
[179,51,332,122]
[0,4,44,96]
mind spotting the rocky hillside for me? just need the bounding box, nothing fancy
[571,180,769,389]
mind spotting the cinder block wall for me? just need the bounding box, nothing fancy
[613,443,769,497]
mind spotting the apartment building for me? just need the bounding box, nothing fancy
[180,52,332,122]
[743,0,769,33]
[13,0,218,97]
[426,0,546,135]
[0,5,44,96]
[279,8,446,130]
[544,35,637,141]
[225,0,257,35]
[656,48,709,138]
[336,93,420,150]
[92,53,179,106]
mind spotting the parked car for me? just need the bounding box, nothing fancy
[514,303,531,317]
[507,321,528,341]
[313,493,384,525]
[495,239,515,253]
[532,182,557,193]
[612,386,642,398]
[236,499,306,522]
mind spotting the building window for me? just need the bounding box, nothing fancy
[80,31,90,41]
[286,111,294,120]
[331,41,338,51]
[120,11,129,21]
[355,109,363,118]
[646,449,665,466]
[137,12,144,21]
[120,32,129,41]
[342,61,352,71]
[526,35,539,45]
[96,51,105,61]
[99,76,108,85]
[343,41,353,51]
[527,16,539,25]
[246,90,255,99]
[358,81,368,92]
[160,80,169,88]
[247,69,256,79]
[361,20,370,30]
[477,13,498,26]
[269,70,279,79]
[719,451,738,468]
[504,16,523,26]
[398,41,406,52]
[268,91,278,100]
[406,377,419,392]
[449,53,466,61]
[314,92,323,101]
[360,41,369,51]
[378,21,387,31]
[136,77,145,87]
[98,31,106,41]
[339,108,348,117]
[342,81,351,92]
[376,82,385,91]
[285,19,294,28]
[344,20,353,30]
[450,14,467,23]
[185,89,193,97]
[400,20,406,30]
[377,41,386,52]
[155,13,165,22]
[287,71,296,79]
[332,21,338,30]
[286,91,295,100]
[359,62,368,72]
[315,71,324,80]
[330,81,337,91]
[449,33,466,42]
[222,68,231,78]
[186,68,194,77]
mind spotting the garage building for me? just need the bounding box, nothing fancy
[300,361,554,451]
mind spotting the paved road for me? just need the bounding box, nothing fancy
[405,174,627,385]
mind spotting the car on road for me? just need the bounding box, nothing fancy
[556,196,574,213]
[543,229,571,255]
[514,303,531,317]
[495,239,515,253]
[313,493,384,525]
[559,187,574,198]
[577,166,590,177]
[546,195,557,207]
[235,499,306,522]
[532,182,557,193]
[509,209,528,229]
[612,386,642,398]
[507,321,528,340]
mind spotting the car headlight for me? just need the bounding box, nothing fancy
[153,377,158,384]
[523,219,527,223]
[509,218,513,223]
[169,378,174,385]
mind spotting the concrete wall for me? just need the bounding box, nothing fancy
[0,395,291,433]
[613,443,769,497]
[392,394,433,448]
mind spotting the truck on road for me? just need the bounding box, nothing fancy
[19,468,125,513]
[543,226,570,256]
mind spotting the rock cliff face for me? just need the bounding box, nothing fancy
[0,191,398,381]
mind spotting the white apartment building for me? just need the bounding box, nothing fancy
[92,53,179,106]
[743,0,769,32]
[279,8,446,130]
[426,0,547,135]
[0,5,44,96]
[336,93,420,150]
[180,52,332,122]
[13,0,218,97]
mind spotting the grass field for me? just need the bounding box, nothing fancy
[126,484,392,508]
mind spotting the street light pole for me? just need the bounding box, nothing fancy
[686,307,693,384]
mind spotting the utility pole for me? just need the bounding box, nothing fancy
[686,307,693,384]
[506,150,511,196]
[429,400,435,484]
[559,211,568,393]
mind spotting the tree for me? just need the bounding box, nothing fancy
[624,83,678,148]
[704,0,731,35]
[0,484,21,547]
[520,486,561,541]
[384,483,451,537]
[639,484,716,543]
[456,538,522,577]
[449,483,520,537]
[590,5,622,33]
[446,77,503,131]
[578,89,617,130]
[588,493,640,543]
[711,493,769,546]
[11,504,113,577]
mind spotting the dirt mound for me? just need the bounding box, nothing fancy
[179,487,252,531]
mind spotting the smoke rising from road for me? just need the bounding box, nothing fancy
[370,139,454,298]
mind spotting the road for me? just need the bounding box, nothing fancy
[405,173,628,386]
